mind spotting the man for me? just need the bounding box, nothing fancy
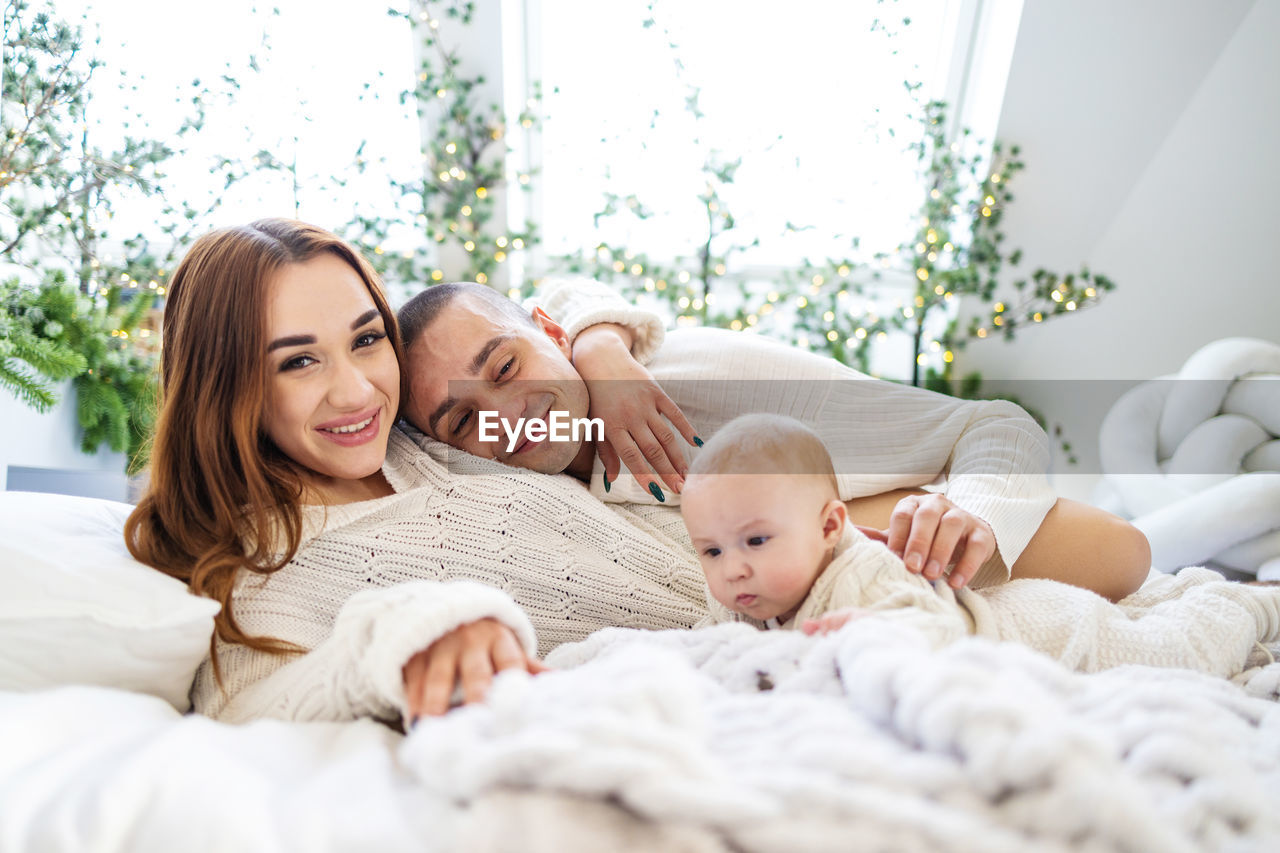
[396,280,1151,601]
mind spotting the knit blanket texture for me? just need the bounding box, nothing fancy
[402,618,1280,852]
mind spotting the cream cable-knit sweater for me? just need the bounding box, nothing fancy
[193,279,1056,724]
[709,529,1280,677]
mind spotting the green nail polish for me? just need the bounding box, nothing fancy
[693,436,704,447]
[648,482,665,502]
[603,476,611,493]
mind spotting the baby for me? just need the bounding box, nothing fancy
[681,413,1280,677]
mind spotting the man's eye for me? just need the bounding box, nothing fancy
[497,358,514,378]
[747,536,769,547]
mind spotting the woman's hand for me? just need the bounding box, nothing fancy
[402,618,548,723]
[885,493,996,589]
[571,323,699,496]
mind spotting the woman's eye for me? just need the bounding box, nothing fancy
[747,536,769,547]
[497,358,514,378]
[355,330,386,348]
[452,410,473,435]
[280,355,315,371]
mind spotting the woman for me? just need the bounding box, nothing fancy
[127,220,550,725]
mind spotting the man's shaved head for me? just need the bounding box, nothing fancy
[397,281,533,355]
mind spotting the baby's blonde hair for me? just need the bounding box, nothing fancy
[688,413,838,500]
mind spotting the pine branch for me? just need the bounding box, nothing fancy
[0,360,59,411]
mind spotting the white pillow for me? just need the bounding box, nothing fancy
[0,491,219,712]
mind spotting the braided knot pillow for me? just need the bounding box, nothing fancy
[1099,338,1280,579]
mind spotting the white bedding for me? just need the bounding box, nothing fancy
[3,619,1279,852]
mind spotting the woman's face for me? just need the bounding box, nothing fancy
[261,253,399,493]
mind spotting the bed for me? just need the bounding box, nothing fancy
[2,490,1279,852]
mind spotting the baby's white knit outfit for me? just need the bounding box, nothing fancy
[707,529,1280,677]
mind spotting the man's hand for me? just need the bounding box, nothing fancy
[571,324,699,496]
[402,618,548,723]
[885,493,996,589]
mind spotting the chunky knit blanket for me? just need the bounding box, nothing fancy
[402,619,1280,852]
[5,616,1279,852]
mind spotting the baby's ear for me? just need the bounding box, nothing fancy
[820,499,847,546]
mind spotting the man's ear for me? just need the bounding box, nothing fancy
[820,499,847,547]
[530,306,572,357]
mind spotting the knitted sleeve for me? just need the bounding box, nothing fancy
[526,276,666,364]
[207,579,537,726]
[810,537,971,646]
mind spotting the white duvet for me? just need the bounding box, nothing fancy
[3,620,1279,853]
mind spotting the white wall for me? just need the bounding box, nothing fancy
[956,0,1279,485]
[0,383,129,496]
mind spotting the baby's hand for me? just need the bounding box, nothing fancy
[801,607,871,636]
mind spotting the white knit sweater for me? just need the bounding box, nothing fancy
[193,279,1057,724]
[708,529,1280,677]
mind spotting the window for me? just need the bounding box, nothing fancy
[27,0,420,262]
[526,0,1020,275]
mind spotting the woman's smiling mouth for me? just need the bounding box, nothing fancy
[316,409,381,446]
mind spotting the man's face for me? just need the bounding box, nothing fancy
[403,296,591,474]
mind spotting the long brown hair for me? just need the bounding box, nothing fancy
[125,219,405,682]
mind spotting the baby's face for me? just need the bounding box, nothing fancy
[682,474,837,623]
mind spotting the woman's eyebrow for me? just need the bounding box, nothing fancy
[268,309,382,352]
[268,334,315,352]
